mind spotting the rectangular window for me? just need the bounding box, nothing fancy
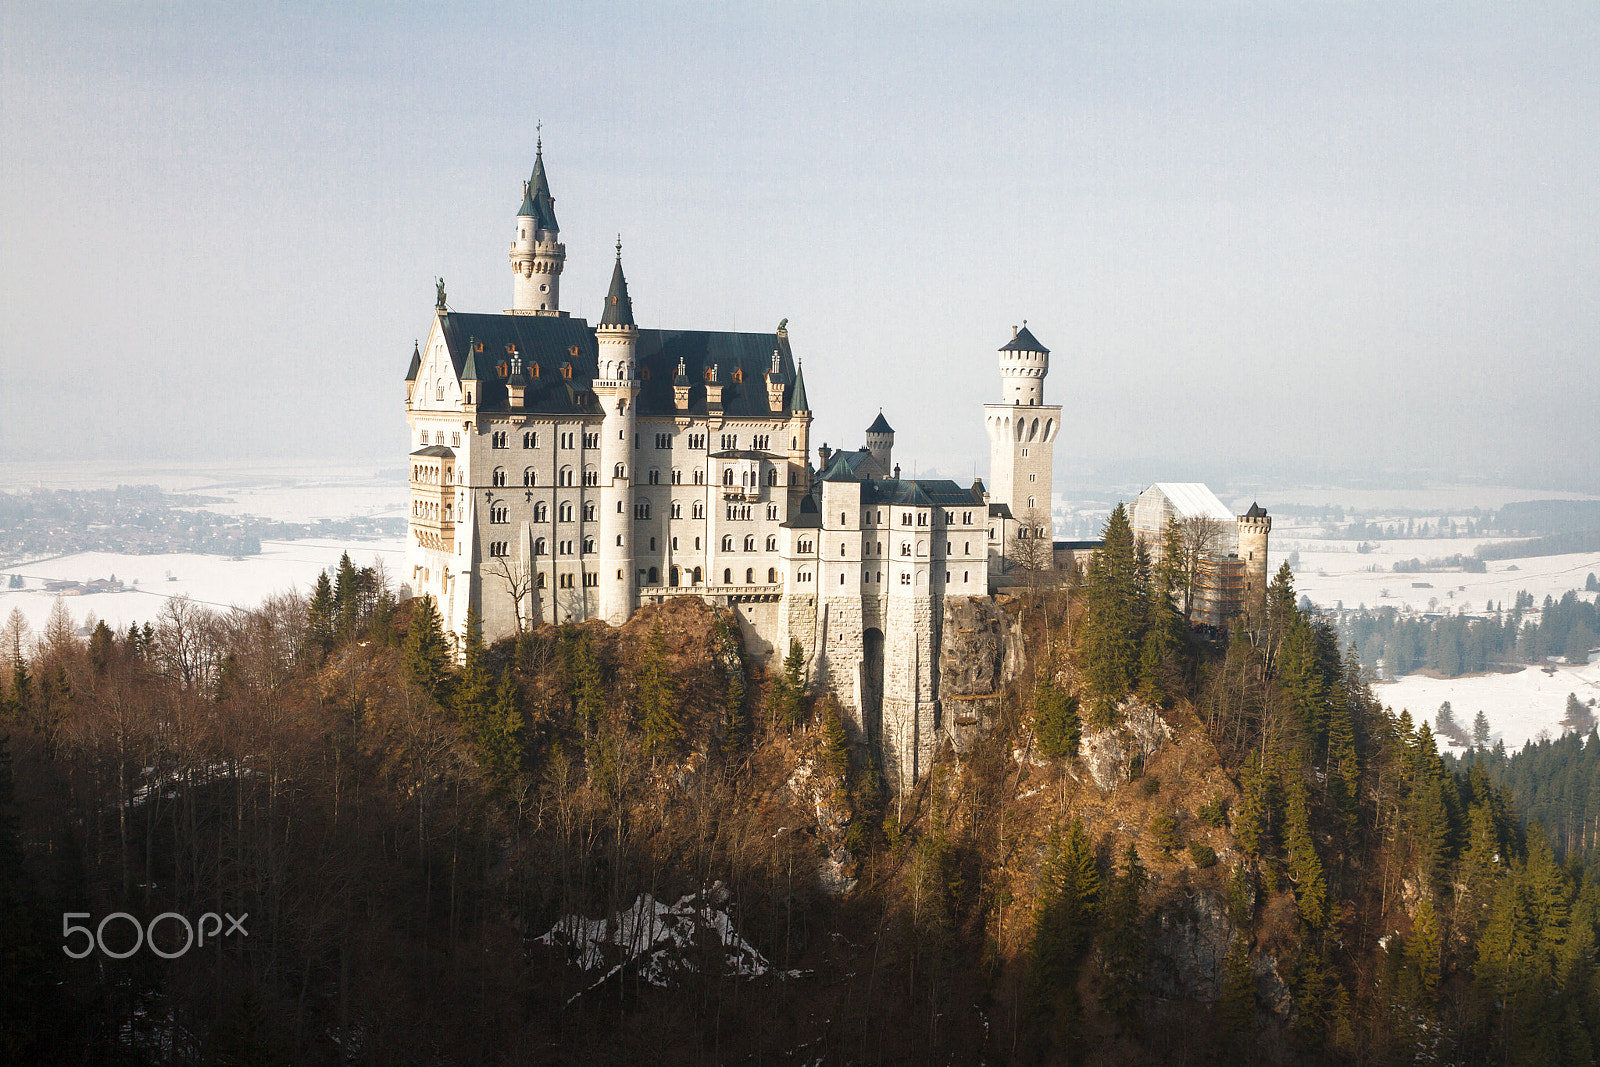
[560,432,575,449]
[583,432,599,450]
[491,431,508,449]
[523,431,538,448]
[634,502,652,520]
[655,432,672,449]
[720,434,737,450]
[689,433,706,450]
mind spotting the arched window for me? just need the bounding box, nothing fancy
[614,462,626,479]
[583,537,595,554]
[536,572,547,588]
[767,468,779,485]
[648,566,659,584]
[533,537,546,555]
[694,469,705,485]
[669,566,680,587]
[559,466,574,487]
[533,502,548,522]
[435,378,444,401]
[766,535,777,551]
[744,535,756,551]
[558,502,573,522]
[692,567,702,584]
[721,535,734,551]
[723,568,732,584]
[745,568,754,583]
[722,467,734,486]
[583,501,596,521]
[523,468,536,486]
[492,467,506,487]
[767,567,777,582]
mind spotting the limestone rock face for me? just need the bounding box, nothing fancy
[785,759,857,895]
[1079,699,1174,791]
[940,596,1024,754]
[1148,888,1234,1001]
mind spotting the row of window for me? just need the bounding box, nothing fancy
[474,429,793,452]
[480,465,785,488]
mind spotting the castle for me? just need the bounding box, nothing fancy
[403,146,1264,785]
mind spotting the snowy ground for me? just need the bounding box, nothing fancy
[1373,660,1600,752]
[1278,532,1600,615]
[0,538,407,635]
[1270,514,1600,750]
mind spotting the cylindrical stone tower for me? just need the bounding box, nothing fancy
[1238,504,1272,628]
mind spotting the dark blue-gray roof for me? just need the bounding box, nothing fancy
[866,412,894,434]
[432,312,800,418]
[600,258,635,327]
[1000,326,1048,354]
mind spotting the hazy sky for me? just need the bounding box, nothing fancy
[3,3,1596,490]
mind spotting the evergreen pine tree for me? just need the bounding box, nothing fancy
[1405,896,1441,1005]
[451,606,492,727]
[1032,674,1080,758]
[1098,842,1149,1026]
[1216,937,1256,1042]
[402,594,451,702]
[1024,819,1101,1056]
[571,631,605,739]
[1285,778,1327,927]
[334,552,360,637]
[637,625,683,759]
[476,669,525,786]
[1080,503,1142,726]
[1473,709,1492,748]
[308,571,336,653]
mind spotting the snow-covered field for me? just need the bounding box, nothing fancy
[1280,533,1600,615]
[1270,514,1600,750]
[1373,660,1600,752]
[0,538,406,634]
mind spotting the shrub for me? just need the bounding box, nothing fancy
[1149,814,1181,855]
[1188,843,1218,869]
[1140,776,1162,797]
[1199,794,1229,828]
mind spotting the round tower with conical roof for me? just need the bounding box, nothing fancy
[594,242,640,623]
[509,137,566,314]
[865,411,894,474]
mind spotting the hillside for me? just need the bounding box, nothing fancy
[1,532,1597,1065]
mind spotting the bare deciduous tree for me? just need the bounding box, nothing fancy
[485,555,536,634]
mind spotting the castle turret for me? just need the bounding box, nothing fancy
[788,359,812,493]
[593,244,640,623]
[865,411,894,474]
[998,323,1049,406]
[1238,503,1272,628]
[509,138,566,314]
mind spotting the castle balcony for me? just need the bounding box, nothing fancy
[638,583,782,606]
[409,516,455,553]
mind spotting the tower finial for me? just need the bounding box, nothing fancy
[536,120,542,153]
[616,233,622,260]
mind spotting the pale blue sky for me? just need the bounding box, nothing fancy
[3,3,1596,489]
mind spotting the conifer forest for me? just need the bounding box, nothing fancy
[2,531,1598,1065]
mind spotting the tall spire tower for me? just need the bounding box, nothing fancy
[509,129,567,314]
[593,238,641,623]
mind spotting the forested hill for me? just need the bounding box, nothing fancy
[2,530,1598,1065]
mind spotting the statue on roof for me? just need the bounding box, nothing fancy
[435,277,447,311]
